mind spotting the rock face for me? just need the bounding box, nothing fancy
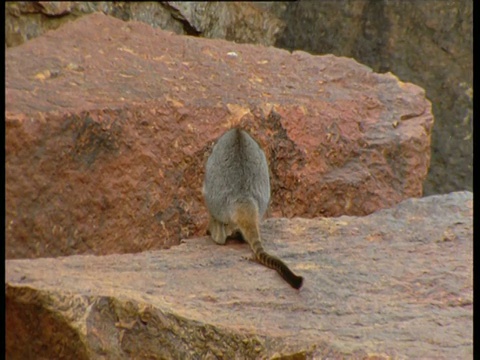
[5,1,284,48]
[275,1,473,195]
[5,2,472,197]
[6,192,473,359]
[6,13,433,259]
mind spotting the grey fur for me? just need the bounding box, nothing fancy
[202,127,304,289]
[203,128,270,239]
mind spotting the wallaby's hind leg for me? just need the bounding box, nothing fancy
[207,215,227,245]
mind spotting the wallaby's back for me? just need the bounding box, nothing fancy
[204,128,270,221]
[203,128,304,289]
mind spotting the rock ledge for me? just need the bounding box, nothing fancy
[6,192,472,359]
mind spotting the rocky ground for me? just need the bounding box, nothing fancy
[5,11,471,359]
[6,192,473,359]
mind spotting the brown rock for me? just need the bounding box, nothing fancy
[6,13,433,259]
[163,1,284,45]
[5,1,284,48]
[6,192,473,359]
[275,1,472,196]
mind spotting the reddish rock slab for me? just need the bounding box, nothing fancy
[6,192,472,359]
[6,13,433,258]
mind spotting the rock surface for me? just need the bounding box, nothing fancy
[6,13,433,259]
[5,1,473,197]
[276,1,473,195]
[6,192,473,359]
[5,1,283,48]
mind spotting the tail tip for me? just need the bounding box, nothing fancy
[291,275,304,290]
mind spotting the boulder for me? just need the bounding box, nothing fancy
[275,1,473,195]
[6,1,472,197]
[6,13,433,259]
[6,192,473,359]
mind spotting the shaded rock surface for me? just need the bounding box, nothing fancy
[5,1,283,48]
[275,1,473,195]
[6,13,433,259]
[6,192,473,359]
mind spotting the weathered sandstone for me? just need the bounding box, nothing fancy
[6,192,472,359]
[6,13,433,258]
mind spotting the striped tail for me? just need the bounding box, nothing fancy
[233,200,304,290]
[255,248,304,289]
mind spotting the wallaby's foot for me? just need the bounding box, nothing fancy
[208,216,227,245]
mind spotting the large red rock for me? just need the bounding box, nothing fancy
[6,192,472,358]
[6,13,433,258]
